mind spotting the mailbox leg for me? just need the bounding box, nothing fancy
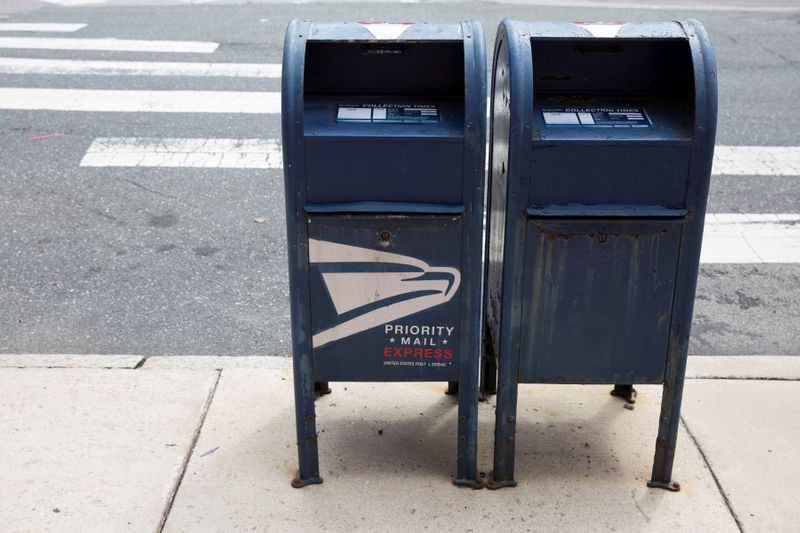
[488,371,519,489]
[453,361,482,488]
[480,344,498,401]
[314,381,332,397]
[479,325,497,403]
[648,343,689,492]
[480,325,498,400]
[445,381,459,395]
[611,384,637,404]
[291,357,323,488]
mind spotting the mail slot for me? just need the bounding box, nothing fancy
[483,20,717,490]
[282,20,487,488]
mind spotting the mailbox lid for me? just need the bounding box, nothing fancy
[524,21,687,40]
[302,37,469,204]
[305,138,463,204]
[526,34,695,208]
[308,21,465,42]
[527,143,690,207]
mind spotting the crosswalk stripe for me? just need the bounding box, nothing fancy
[68,135,800,265]
[713,146,800,176]
[76,137,800,264]
[0,88,279,113]
[701,214,800,263]
[80,138,282,168]
[78,138,800,177]
[0,23,87,33]
[41,0,104,5]
[0,57,281,77]
[0,36,218,53]
[458,0,800,13]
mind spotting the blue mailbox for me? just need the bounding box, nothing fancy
[282,20,487,488]
[484,20,717,490]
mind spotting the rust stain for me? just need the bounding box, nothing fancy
[679,481,695,499]
[420,382,449,394]
[518,387,540,398]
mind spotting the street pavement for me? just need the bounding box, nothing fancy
[0,0,799,356]
[0,1,799,531]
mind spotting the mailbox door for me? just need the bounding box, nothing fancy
[518,218,681,384]
[307,214,463,381]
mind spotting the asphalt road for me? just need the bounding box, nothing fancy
[1,0,798,356]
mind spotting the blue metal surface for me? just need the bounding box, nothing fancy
[525,205,687,218]
[282,19,321,489]
[307,214,464,382]
[485,19,717,490]
[282,19,487,488]
[309,22,465,42]
[519,219,681,384]
[305,202,465,214]
[649,18,718,493]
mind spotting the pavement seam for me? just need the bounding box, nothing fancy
[156,368,222,533]
[681,416,745,533]
[134,356,148,369]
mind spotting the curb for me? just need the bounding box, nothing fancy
[2,354,799,380]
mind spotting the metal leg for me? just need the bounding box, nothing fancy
[453,324,482,488]
[481,350,498,401]
[453,372,483,488]
[445,381,459,395]
[487,345,519,489]
[611,384,637,404]
[314,381,332,397]
[648,340,689,492]
[291,357,323,488]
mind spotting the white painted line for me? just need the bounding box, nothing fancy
[0,88,280,113]
[702,214,800,263]
[495,0,800,13]
[76,136,800,265]
[0,23,87,32]
[686,356,800,380]
[713,146,800,176]
[41,0,104,5]
[0,36,218,53]
[0,57,280,78]
[80,138,283,168]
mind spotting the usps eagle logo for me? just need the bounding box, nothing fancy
[309,239,460,348]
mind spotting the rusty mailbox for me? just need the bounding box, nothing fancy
[483,19,717,490]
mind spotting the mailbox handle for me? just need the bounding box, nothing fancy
[305,201,465,215]
[526,204,687,219]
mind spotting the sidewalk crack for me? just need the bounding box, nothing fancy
[157,369,222,533]
[681,416,745,533]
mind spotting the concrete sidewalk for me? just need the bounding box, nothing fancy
[1,355,798,532]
